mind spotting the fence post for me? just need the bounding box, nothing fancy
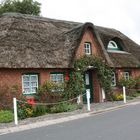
[123,86,126,103]
[86,90,91,111]
[13,97,18,125]
[101,88,106,102]
[77,95,81,105]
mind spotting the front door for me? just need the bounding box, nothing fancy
[83,71,93,103]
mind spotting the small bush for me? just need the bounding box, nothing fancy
[33,105,48,117]
[119,77,137,88]
[17,97,33,119]
[109,94,124,101]
[0,110,14,123]
[126,96,134,100]
[50,103,78,113]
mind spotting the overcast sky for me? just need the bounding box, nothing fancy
[37,0,140,45]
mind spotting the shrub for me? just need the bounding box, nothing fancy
[119,77,137,88]
[108,93,123,101]
[0,84,19,110]
[17,97,33,119]
[0,110,14,123]
[33,105,48,117]
[37,81,65,103]
[115,94,123,101]
[50,103,78,113]
[126,96,134,100]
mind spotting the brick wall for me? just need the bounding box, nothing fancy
[76,29,101,59]
[0,68,69,96]
[75,28,103,102]
[131,69,140,78]
[115,68,140,80]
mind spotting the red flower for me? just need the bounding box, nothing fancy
[65,75,69,81]
[27,99,35,106]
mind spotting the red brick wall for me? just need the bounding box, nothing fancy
[75,28,103,102]
[0,68,69,95]
[131,69,140,78]
[115,68,140,80]
[76,29,101,59]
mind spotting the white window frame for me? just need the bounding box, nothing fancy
[111,72,116,86]
[84,42,91,55]
[107,40,119,50]
[22,74,38,94]
[124,72,130,80]
[50,73,64,83]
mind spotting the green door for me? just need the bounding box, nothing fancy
[83,71,93,103]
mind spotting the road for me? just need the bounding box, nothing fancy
[1,103,140,140]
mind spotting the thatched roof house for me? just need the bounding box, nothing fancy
[0,13,140,69]
[0,12,140,104]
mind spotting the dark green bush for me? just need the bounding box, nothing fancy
[0,110,14,123]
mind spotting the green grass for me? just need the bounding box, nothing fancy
[0,110,14,123]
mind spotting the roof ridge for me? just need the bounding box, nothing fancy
[1,12,82,25]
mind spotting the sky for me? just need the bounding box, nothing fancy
[37,0,140,45]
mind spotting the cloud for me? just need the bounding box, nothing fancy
[37,0,140,44]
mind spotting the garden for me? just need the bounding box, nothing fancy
[0,56,140,123]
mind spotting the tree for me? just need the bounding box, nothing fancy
[0,0,41,15]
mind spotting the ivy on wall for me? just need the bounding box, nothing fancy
[66,55,113,97]
[37,55,113,101]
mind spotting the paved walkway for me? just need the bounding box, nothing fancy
[0,97,140,135]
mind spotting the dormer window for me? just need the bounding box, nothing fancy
[84,42,91,55]
[107,40,119,50]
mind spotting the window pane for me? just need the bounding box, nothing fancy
[85,73,89,85]
[31,75,37,81]
[31,82,37,87]
[57,74,63,82]
[51,74,56,82]
[23,75,30,81]
[84,43,91,55]
[31,87,37,93]
[24,88,30,93]
[51,74,64,83]
[111,72,116,86]
[23,82,30,87]
[124,72,129,80]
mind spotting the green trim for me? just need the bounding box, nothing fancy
[23,93,36,96]
[50,72,65,74]
[108,48,120,51]
[50,72,65,83]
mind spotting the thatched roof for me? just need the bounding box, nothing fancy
[0,13,139,68]
[96,26,140,68]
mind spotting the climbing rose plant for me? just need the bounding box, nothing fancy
[72,55,113,94]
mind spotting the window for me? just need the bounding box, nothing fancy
[50,73,64,92]
[107,40,119,50]
[22,74,38,94]
[85,73,90,85]
[84,42,91,55]
[50,73,64,83]
[124,72,130,80]
[111,72,116,86]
